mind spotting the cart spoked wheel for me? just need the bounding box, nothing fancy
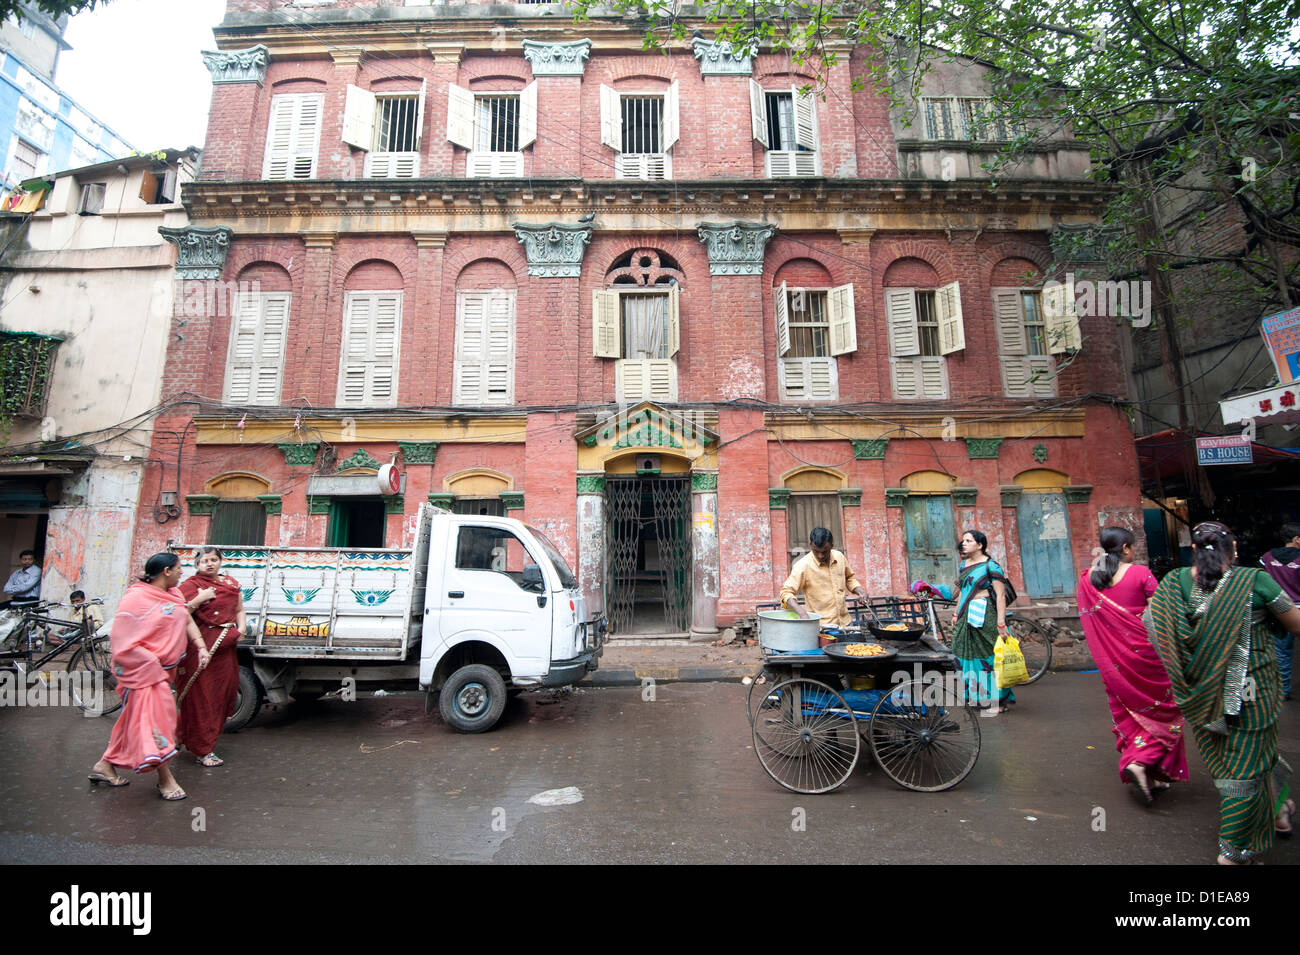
[867,680,980,792]
[752,677,860,794]
[745,665,783,725]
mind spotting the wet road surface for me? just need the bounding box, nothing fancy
[2,672,1297,864]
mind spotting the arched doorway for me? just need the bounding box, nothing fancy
[900,471,958,587]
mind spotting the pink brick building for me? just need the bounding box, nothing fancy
[133,0,1141,636]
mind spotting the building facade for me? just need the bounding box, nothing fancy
[131,0,1141,636]
[0,149,197,609]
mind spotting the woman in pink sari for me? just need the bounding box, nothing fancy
[1078,526,1188,806]
[87,553,210,800]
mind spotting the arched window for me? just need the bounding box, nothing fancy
[592,250,683,402]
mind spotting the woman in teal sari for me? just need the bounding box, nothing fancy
[1147,521,1300,864]
[947,530,1016,717]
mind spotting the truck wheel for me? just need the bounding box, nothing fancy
[224,665,264,733]
[438,664,507,733]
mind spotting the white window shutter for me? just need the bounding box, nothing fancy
[749,79,769,145]
[647,359,676,401]
[1028,355,1057,396]
[809,359,835,399]
[666,283,680,357]
[225,295,261,403]
[600,84,622,151]
[593,289,621,358]
[519,81,538,149]
[447,83,476,149]
[919,357,946,397]
[662,81,680,151]
[1002,357,1030,397]
[767,151,793,177]
[792,86,817,150]
[892,358,919,398]
[993,288,1027,355]
[885,288,920,356]
[255,295,289,404]
[414,79,427,150]
[342,84,376,150]
[264,94,321,180]
[485,290,515,403]
[262,96,295,180]
[1043,279,1082,354]
[828,283,857,356]
[775,282,791,356]
[780,359,805,397]
[291,96,322,179]
[339,292,402,406]
[455,291,487,404]
[617,360,644,401]
[937,280,966,355]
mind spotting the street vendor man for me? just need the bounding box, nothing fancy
[779,527,868,628]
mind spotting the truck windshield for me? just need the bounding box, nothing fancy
[528,527,578,590]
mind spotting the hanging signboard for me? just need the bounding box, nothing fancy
[1261,305,1300,385]
[1196,435,1254,466]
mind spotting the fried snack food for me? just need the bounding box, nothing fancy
[879,623,910,631]
[844,642,889,657]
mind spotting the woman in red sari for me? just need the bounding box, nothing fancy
[1078,526,1188,806]
[177,546,246,767]
[88,553,209,800]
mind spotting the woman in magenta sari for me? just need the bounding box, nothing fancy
[88,553,209,800]
[177,547,246,766]
[1078,526,1188,806]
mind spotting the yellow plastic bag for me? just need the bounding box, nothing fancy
[994,634,1029,689]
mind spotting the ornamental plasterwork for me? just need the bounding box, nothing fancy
[200,45,269,84]
[690,38,753,75]
[697,221,775,275]
[522,39,593,76]
[158,226,232,281]
[576,475,606,495]
[337,448,382,472]
[691,472,718,492]
[513,223,592,278]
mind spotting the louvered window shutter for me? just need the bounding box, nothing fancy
[342,84,376,150]
[892,358,920,398]
[447,84,476,149]
[749,80,769,145]
[662,81,680,151]
[290,96,322,179]
[808,358,835,398]
[993,288,1027,355]
[919,357,946,397]
[454,292,486,404]
[519,82,538,149]
[937,280,966,354]
[600,85,622,151]
[781,360,806,397]
[264,94,322,180]
[775,282,791,356]
[339,292,402,406]
[885,288,920,356]
[792,86,817,150]
[617,360,645,401]
[647,359,675,401]
[1043,279,1082,353]
[1002,357,1031,397]
[255,295,289,404]
[226,293,290,405]
[414,79,427,150]
[225,296,262,403]
[1027,355,1058,396]
[828,283,857,355]
[593,289,621,358]
[666,284,680,357]
[485,290,515,403]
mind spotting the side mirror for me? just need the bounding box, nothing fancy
[521,564,544,591]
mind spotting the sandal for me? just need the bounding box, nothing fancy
[1276,798,1295,837]
[1124,763,1154,807]
[157,785,187,801]
[87,772,129,788]
[196,753,224,767]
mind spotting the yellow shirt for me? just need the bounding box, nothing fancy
[779,550,862,628]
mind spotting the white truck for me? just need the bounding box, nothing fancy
[172,504,605,733]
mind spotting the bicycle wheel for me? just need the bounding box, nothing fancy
[69,645,122,716]
[752,677,860,794]
[1007,614,1053,684]
[868,680,981,792]
[745,665,783,724]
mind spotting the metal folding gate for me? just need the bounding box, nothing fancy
[604,477,691,634]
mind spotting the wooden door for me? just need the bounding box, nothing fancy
[903,495,957,589]
[1016,492,1075,597]
[786,493,843,568]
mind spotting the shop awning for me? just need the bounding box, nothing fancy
[1219,382,1300,428]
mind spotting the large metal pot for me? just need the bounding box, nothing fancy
[757,610,822,652]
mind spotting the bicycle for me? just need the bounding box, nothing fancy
[903,594,1054,684]
[0,599,121,716]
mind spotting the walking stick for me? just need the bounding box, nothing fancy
[176,623,235,705]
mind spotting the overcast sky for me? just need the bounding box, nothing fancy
[56,0,228,153]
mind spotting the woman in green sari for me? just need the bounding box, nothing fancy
[947,530,1016,717]
[1147,521,1300,864]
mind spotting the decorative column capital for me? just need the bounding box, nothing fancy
[999,484,1024,507]
[257,494,282,516]
[1063,484,1093,504]
[885,488,909,508]
[951,486,978,507]
[397,441,439,465]
[186,494,219,516]
[383,494,406,515]
[576,474,606,495]
[158,226,232,280]
[838,487,863,507]
[853,438,889,460]
[277,442,320,467]
[411,231,448,250]
[691,471,718,492]
[501,491,525,511]
[338,448,382,472]
[768,488,791,509]
[307,497,332,516]
[513,222,592,278]
[523,38,592,76]
[965,437,1004,460]
[201,45,269,84]
[690,38,753,75]
[697,221,775,275]
[427,493,455,510]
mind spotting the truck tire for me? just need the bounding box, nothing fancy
[224,665,264,733]
[438,664,507,733]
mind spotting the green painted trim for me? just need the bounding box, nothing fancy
[501,492,525,511]
[277,442,319,467]
[307,497,331,516]
[1063,484,1093,504]
[837,487,862,507]
[852,438,889,460]
[885,488,909,508]
[951,486,978,507]
[186,494,218,516]
[427,493,455,510]
[576,475,606,494]
[1000,485,1024,507]
[964,437,1004,460]
[691,471,718,492]
[257,494,282,516]
[1032,443,1049,463]
[397,441,439,465]
[337,448,382,472]
[383,494,406,515]
[769,488,791,509]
